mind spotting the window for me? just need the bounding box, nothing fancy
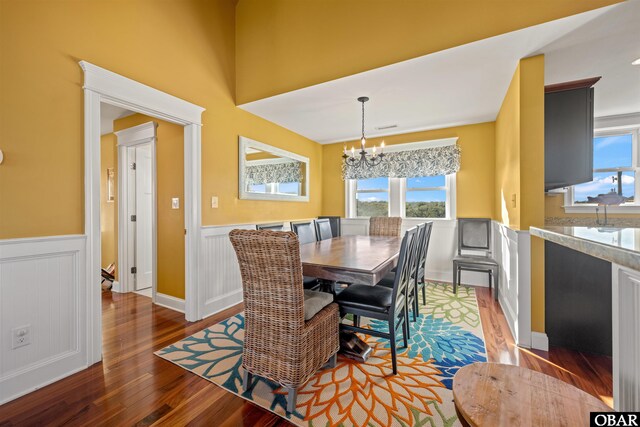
[355,177,389,217]
[276,182,299,195]
[346,175,455,219]
[405,176,447,218]
[566,127,640,211]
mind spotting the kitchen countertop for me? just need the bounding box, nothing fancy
[530,226,640,271]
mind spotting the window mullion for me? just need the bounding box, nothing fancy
[389,177,403,217]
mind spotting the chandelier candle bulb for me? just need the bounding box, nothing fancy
[381,141,385,153]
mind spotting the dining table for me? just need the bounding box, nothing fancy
[299,235,403,286]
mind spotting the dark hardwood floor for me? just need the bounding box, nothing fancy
[0,286,612,426]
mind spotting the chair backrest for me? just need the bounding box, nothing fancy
[315,218,333,240]
[229,229,306,339]
[256,223,285,232]
[317,216,341,237]
[458,218,491,255]
[389,226,418,317]
[369,216,402,237]
[416,222,433,282]
[291,220,317,244]
[412,223,426,281]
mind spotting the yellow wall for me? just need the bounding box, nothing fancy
[494,56,546,332]
[519,56,546,334]
[321,122,496,219]
[0,0,323,241]
[495,65,521,229]
[100,133,117,274]
[236,0,619,104]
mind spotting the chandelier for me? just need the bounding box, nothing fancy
[342,97,385,168]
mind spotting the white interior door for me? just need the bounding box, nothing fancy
[134,143,153,290]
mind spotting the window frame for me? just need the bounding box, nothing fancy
[345,174,456,219]
[563,126,640,213]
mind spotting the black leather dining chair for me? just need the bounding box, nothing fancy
[317,216,341,237]
[379,223,424,323]
[291,220,317,244]
[315,218,333,241]
[256,223,285,231]
[335,226,418,375]
[291,220,320,290]
[416,222,434,306]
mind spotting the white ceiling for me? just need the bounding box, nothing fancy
[101,103,135,135]
[239,2,639,144]
[543,0,640,118]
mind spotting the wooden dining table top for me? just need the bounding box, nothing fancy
[300,235,402,285]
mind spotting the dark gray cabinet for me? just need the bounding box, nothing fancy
[545,241,612,355]
[544,79,598,191]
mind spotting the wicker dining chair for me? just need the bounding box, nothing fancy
[229,229,340,414]
[369,216,402,237]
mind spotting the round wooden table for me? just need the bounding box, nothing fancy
[452,363,612,426]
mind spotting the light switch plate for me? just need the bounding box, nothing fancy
[211,196,218,208]
[172,198,180,209]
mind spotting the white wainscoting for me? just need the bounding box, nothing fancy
[492,222,532,348]
[0,235,88,404]
[199,224,255,319]
[341,218,489,286]
[612,264,640,411]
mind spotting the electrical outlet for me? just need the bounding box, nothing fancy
[171,198,180,209]
[12,325,30,349]
[211,196,218,208]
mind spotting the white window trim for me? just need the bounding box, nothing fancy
[345,174,456,219]
[563,125,640,213]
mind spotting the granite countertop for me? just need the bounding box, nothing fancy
[530,226,640,271]
[545,216,640,228]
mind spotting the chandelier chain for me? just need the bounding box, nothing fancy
[361,99,365,140]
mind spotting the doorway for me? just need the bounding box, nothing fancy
[115,121,158,299]
[82,60,205,366]
[133,143,153,293]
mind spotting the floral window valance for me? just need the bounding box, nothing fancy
[341,144,461,180]
[246,161,302,185]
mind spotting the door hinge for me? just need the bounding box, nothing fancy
[131,267,137,274]
[131,215,136,222]
[131,162,136,170]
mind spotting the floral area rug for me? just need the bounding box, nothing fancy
[155,282,486,426]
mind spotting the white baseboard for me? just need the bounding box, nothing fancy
[155,293,185,313]
[531,331,549,351]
